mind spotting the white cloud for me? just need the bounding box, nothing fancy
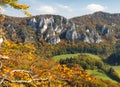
[86,4,106,12]
[0,7,6,13]
[58,4,69,9]
[58,4,73,12]
[36,6,56,14]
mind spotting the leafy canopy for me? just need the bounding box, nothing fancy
[0,0,31,16]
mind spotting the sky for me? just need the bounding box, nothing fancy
[0,0,120,18]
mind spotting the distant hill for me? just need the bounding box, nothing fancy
[0,12,120,86]
[70,11,120,42]
[0,11,120,45]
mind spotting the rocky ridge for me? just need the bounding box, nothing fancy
[0,11,120,44]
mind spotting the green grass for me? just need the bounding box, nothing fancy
[53,53,80,62]
[53,53,120,83]
[84,53,101,59]
[112,66,120,76]
[87,70,117,83]
[53,53,101,62]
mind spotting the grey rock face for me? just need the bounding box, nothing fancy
[1,13,117,44]
[80,34,90,43]
[28,15,74,43]
[96,25,111,35]
[29,18,37,28]
[94,33,102,43]
[39,17,44,28]
[26,15,105,43]
[77,30,103,43]
[48,37,61,44]
[66,29,78,42]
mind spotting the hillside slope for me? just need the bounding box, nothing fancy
[70,11,120,42]
[0,11,119,46]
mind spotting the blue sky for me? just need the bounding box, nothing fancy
[0,0,120,18]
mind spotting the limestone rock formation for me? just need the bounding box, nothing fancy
[0,12,119,44]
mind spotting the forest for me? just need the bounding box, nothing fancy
[0,0,120,87]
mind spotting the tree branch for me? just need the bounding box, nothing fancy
[0,78,4,84]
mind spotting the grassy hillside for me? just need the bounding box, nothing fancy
[53,53,101,62]
[53,53,80,62]
[87,70,117,83]
[0,40,120,86]
[112,66,120,76]
[55,53,120,84]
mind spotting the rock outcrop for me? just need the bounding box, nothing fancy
[0,12,120,44]
[66,29,78,42]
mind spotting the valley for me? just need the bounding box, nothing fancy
[0,12,120,86]
[53,53,120,83]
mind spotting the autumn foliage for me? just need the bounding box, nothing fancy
[0,39,119,87]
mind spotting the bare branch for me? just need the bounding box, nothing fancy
[10,70,32,74]
[0,55,50,86]
[0,61,2,69]
[5,79,33,83]
[33,78,49,85]
[0,78,4,84]
[0,55,9,60]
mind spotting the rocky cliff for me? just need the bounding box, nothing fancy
[70,11,120,42]
[0,11,120,44]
